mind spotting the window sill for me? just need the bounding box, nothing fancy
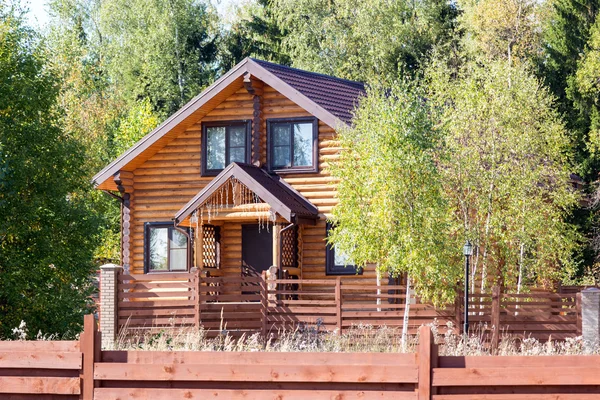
[269,167,318,175]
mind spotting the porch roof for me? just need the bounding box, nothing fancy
[174,163,319,225]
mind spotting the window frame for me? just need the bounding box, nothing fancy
[267,117,318,174]
[325,222,363,276]
[144,222,192,273]
[201,120,252,176]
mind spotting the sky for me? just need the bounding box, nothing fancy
[24,0,241,29]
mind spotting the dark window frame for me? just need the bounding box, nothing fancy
[201,120,252,176]
[144,222,192,273]
[267,117,318,174]
[325,222,363,276]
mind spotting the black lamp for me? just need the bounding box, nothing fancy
[463,240,473,336]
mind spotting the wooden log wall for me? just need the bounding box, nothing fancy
[126,83,374,285]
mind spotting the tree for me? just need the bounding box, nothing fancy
[329,83,457,306]
[428,59,581,293]
[218,0,290,71]
[0,4,99,337]
[98,0,220,117]
[458,0,543,65]
[271,0,458,84]
[539,0,600,174]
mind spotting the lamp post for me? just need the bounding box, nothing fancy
[463,240,473,336]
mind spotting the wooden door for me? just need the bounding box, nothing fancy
[241,224,273,277]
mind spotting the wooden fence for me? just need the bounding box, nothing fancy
[116,272,582,343]
[3,315,600,399]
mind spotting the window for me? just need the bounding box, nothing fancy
[325,223,362,275]
[144,222,190,272]
[268,117,318,172]
[202,121,251,176]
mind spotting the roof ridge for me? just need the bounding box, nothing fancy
[249,58,366,89]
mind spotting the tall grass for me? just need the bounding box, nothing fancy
[113,319,593,355]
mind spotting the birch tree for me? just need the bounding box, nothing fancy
[428,59,581,292]
[329,83,458,305]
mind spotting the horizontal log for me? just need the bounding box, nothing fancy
[94,363,419,383]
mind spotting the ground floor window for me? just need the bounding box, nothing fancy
[325,222,362,275]
[144,222,190,272]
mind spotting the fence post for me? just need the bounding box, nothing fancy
[576,292,582,336]
[192,267,201,329]
[454,292,462,333]
[99,263,123,349]
[335,277,342,335]
[490,285,501,352]
[581,287,600,353]
[80,314,98,400]
[261,271,268,340]
[418,325,437,400]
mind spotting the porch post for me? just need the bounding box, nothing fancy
[99,263,123,349]
[272,224,281,272]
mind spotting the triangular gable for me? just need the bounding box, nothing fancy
[174,163,318,225]
[93,58,364,190]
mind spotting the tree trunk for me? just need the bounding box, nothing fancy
[401,275,411,351]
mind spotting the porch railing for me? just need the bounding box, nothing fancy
[113,271,582,345]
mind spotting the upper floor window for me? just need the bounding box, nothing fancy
[202,121,251,176]
[268,117,318,173]
[325,222,362,276]
[145,222,190,273]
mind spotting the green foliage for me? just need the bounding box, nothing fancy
[539,0,600,173]
[218,0,290,70]
[271,0,458,83]
[98,0,220,117]
[458,0,543,64]
[329,83,457,305]
[0,4,99,337]
[428,59,581,290]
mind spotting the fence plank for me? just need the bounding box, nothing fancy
[95,388,417,400]
[94,363,419,383]
[432,367,600,386]
[0,351,82,369]
[433,395,600,400]
[0,377,80,395]
[0,341,80,352]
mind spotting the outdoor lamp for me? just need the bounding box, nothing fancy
[463,240,473,336]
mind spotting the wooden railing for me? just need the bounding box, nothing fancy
[117,271,196,330]
[116,272,584,342]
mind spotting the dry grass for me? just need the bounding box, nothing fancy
[113,319,595,355]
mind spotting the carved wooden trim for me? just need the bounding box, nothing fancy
[243,72,264,165]
[114,171,132,273]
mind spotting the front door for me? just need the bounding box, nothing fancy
[242,224,273,277]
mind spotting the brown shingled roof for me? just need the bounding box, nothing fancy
[174,163,319,225]
[251,58,366,125]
